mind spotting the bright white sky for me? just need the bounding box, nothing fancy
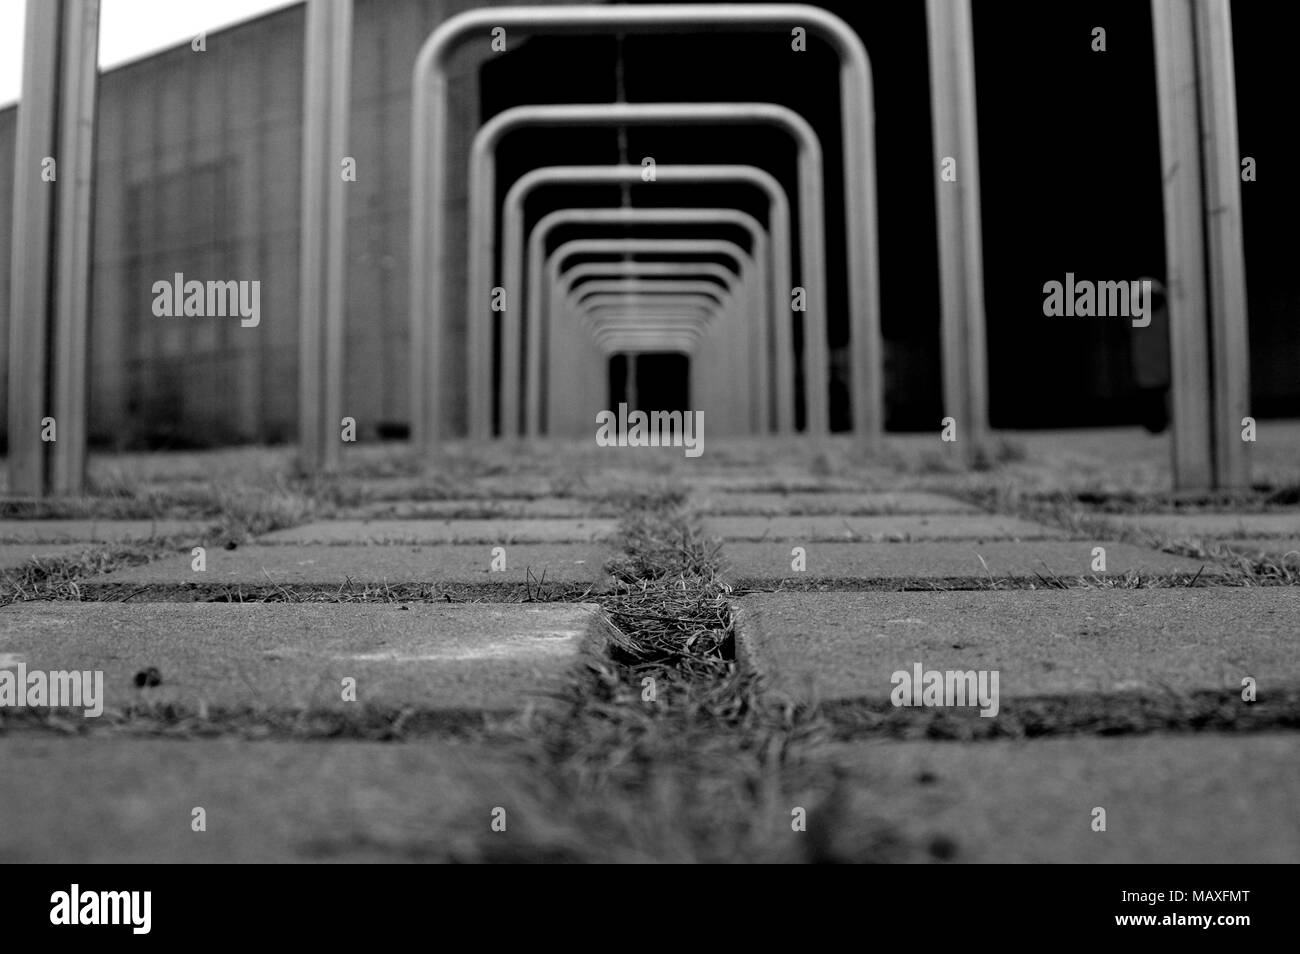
[0,0,300,108]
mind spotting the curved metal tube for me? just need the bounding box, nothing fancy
[527,209,775,438]
[500,162,797,437]
[414,4,883,449]
[546,237,758,436]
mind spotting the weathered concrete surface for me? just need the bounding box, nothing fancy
[0,544,92,573]
[1101,512,1300,539]
[719,540,1213,584]
[690,491,978,516]
[343,497,612,519]
[0,737,531,863]
[0,519,209,543]
[258,518,617,545]
[795,734,1300,863]
[0,602,606,712]
[91,543,610,588]
[704,514,1062,542]
[734,588,1299,703]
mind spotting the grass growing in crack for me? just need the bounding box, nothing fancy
[1163,541,1300,585]
[603,575,733,671]
[603,488,720,582]
[436,488,862,863]
[823,686,1300,741]
[0,702,495,740]
[475,583,842,861]
[728,569,1222,594]
[67,580,603,604]
[955,484,1300,587]
[0,543,167,606]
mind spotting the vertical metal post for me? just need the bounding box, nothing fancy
[8,0,99,497]
[5,0,58,496]
[926,0,988,460]
[1152,0,1249,490]
[626,350,638,410]
[298,0,352,472]
[50,0,99,495]
[1194,0,1250,489]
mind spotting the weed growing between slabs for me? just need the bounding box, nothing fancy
[959,484,1300,587]
[464,490,870,863]
[0,544,166,608]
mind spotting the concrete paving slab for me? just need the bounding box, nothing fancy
[0,736,528,863]
[258,518,617,545]
[89,543,611,589]
[797,734,1300,863]
[691,491,978,516]
[704,514,1062,542]
[734,588,1300,703]
[343,497,610,519]
[1100,512,1300,539]
[719,540,1215,584]
[0,543,94,573]
[0,601,605,713]
[0,519,209,544]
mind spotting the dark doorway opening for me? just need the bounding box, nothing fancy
[608,352,691,411]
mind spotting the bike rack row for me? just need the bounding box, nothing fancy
[4,1,1252,494]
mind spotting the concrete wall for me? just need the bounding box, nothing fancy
[0,0,580,448]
